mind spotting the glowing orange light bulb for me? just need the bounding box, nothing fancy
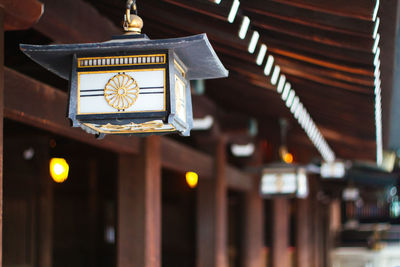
[283,153,294,164]
[186,171,198,188]
[50,158,69,183]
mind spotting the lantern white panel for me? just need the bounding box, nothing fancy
[175,75,186,123]
[77,69,166,114]
[296,169,309,198]
[260,173,297,194]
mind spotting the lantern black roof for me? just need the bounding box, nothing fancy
[20,33,228,81]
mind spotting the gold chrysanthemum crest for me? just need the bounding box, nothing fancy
[104,73,139,110]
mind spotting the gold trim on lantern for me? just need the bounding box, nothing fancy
[83,121,176,134]
[77,68,166,115]
[174,59,186,78]
[78,54,166,68]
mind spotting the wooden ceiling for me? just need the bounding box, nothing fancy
[13,0,382,162]
[120,0,377,161]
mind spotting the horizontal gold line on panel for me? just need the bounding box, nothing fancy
[78,54,166,68]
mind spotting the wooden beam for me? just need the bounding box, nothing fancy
[270,46,374,77]
[272,198,289,267]
[34,0,120,43]
[0,0,43,31]
[263,34,373,66]
[242,2,374,36]
[270,0,373,21]
[213,43,373,94]
[160,137,213,178]
[4,68,140,155]
[253,16,373,52]
[226,166,253,192]
[161,0,229,22]
[117,136,161,267]
[197,138,228,267]
[275,56,373,89]
[0,7,4,266]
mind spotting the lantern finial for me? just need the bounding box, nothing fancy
[124,0,143,34]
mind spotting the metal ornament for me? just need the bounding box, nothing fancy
[104,73,140,111]
[20,1,228,138]
[124,0,143,34]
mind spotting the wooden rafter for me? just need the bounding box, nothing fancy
[0,0,43,31]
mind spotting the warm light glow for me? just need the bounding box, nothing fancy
[248,31,260,53]
[375,86,383,165]
[264,55,274,76]
[373,0,380,21]
[374,47,380,66]
[186,172,198,188]
[50,158,69,183]
[256,44,267,65]
[374,71,380,86]
[294,103,303,119]
[193,115,214,130]
[281,82,291,100]
[239,16,250,39]
[271,65,280,85]
[277,75,286,93]
[286,90,295,107]
[228,0,240,23]
[373,17,380,39]
[372,33,380,53]
[375,60,381,76]
[290,96,299,113]
[231,143,255,157]
[297,168,308,198]
[321,161,346,178]
[283,152,294,164]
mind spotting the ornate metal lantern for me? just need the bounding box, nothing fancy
[20,1,228,137]
[260,166,308,199]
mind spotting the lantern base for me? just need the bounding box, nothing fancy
[80,120,177,135]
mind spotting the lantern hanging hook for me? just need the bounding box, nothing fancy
[124,0,143,34]
[126,0,137,15]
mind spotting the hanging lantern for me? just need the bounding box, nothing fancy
[20,0,228,138]
[259,166,308,199]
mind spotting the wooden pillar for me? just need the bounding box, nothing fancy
[328,200,341,243]
[117,136,161,267]
[241,183,263,267]
[0,7,4,265]
[310,184,323,267]
[36,139,53,267]
[296,198,312,267]
[242,144,263,267]
[88,160,98,267]
[197,138,228,267]
[272,198,289,267]
[326,199,341,267]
